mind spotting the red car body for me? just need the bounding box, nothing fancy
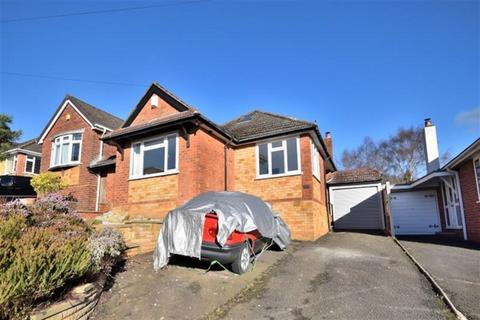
[200,212,271,270]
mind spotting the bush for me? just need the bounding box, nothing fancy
[0,194,125,319]
[89,227,126,273]
[30,172,68,195]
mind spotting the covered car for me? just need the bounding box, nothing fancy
[153,191,291,274]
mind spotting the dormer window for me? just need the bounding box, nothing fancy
[50,133,82,167]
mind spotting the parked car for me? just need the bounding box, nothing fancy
[201,211,272,274]
[0,175,36,201]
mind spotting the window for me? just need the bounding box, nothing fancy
[312,142,321,181]
[130,133,178,179]
[256,136,301,178]
[474,158,480,201]
[25,155,40,174]
[50,133,82,167]
[4,155,17,174]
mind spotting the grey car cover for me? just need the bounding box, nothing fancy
[153,191,291,270]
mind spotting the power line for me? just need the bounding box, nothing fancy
[1,0,207,23]
[1,71,148,87]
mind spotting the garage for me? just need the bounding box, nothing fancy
[390,190,441,235]
[327,168,385,231]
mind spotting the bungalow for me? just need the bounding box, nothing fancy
[102,82,336,241]
[37,95,123,214]
[390,119,480,243]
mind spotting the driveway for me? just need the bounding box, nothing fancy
[398,236,480,320]
[93,233,453,320]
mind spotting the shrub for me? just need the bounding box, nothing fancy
[30,172,68,195]
[0,195,126,319]
[89,227,126,273]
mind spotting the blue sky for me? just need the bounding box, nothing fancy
[1,0,478,167]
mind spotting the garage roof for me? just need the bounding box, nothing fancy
[327,167,383,185]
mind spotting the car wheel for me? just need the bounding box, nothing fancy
[231,242,252,274]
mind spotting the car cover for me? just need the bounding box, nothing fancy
[153,191,291,270]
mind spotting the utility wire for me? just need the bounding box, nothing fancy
[1,0,207,23]
[1,71,148,87]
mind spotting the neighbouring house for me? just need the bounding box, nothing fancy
[102,82,336,241]
[0,139,41,200]
[390,118,479,243]
[1,139,42,176]
[37,95,124,214]
[327,168,387,232]
[442,138,480,242]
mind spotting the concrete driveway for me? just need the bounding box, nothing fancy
[399,237,480,320]
[93,233,454,320]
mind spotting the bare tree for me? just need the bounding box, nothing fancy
[341,126,449,183]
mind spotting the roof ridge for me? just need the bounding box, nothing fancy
[255,110,316,126]
[152,82,197,112]
[67,94,124,123]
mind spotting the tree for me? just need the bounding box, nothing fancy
[341,127,450,183]
[0,114,22,161]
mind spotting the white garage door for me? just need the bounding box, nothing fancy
[331,185,384,230]
[391,191,441,235]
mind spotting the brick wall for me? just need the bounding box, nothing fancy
[233,134,329,240]
[131,94,180,126]
[458,160,480,242]
[40,103,103,212]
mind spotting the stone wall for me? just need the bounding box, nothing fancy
[30,283,101,320]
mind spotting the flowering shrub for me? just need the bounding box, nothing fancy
[0,194,125,319]
[30,172,68,195]
[89,227,126,273]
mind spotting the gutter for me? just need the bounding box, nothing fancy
[95,128,107,212]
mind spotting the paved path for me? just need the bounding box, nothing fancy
[219,233,452,320]
[94,233,454,320]
[399,237,480,320]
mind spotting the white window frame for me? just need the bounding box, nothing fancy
[256,135,301,179]
[24,155,38,174]
[474,157,480,202]
[129,132,179,180]
[311,141,321,181]
[4,155,17,174]
[50,133,83,168]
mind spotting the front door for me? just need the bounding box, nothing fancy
[441,176,463,229]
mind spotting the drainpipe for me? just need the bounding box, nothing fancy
[224,139,233,191]
[447,169,468,241]
[95,128,107,212]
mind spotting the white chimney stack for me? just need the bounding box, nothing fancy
[423,118,440,173]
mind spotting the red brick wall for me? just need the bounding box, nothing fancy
[40,103,102,212]
[458,160,480,242]
[131,94,180,126]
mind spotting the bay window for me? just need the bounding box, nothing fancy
[257,136,301,178]
[130,133,178,179]
[50,133,82,167]
[312,142,321,181]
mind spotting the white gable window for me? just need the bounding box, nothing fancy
[25,155,40,174]
[312,142,321,181]
[256,136,301,178]
[130,133,178,179]
[474,157,480,201]
[50,133,82,167]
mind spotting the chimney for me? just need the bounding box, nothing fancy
[324,132,333,158]
[423,118,440,173]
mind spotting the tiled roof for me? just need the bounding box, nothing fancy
[88,155,116,169]
[221,110,316,142]
[327,167,383,185]
[67,95,124,130]
[103,110,198,140]
[16,139,42,154]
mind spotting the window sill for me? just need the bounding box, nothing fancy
[256,171,302,180]
[49,163,81,171]
[129,170,179,181]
